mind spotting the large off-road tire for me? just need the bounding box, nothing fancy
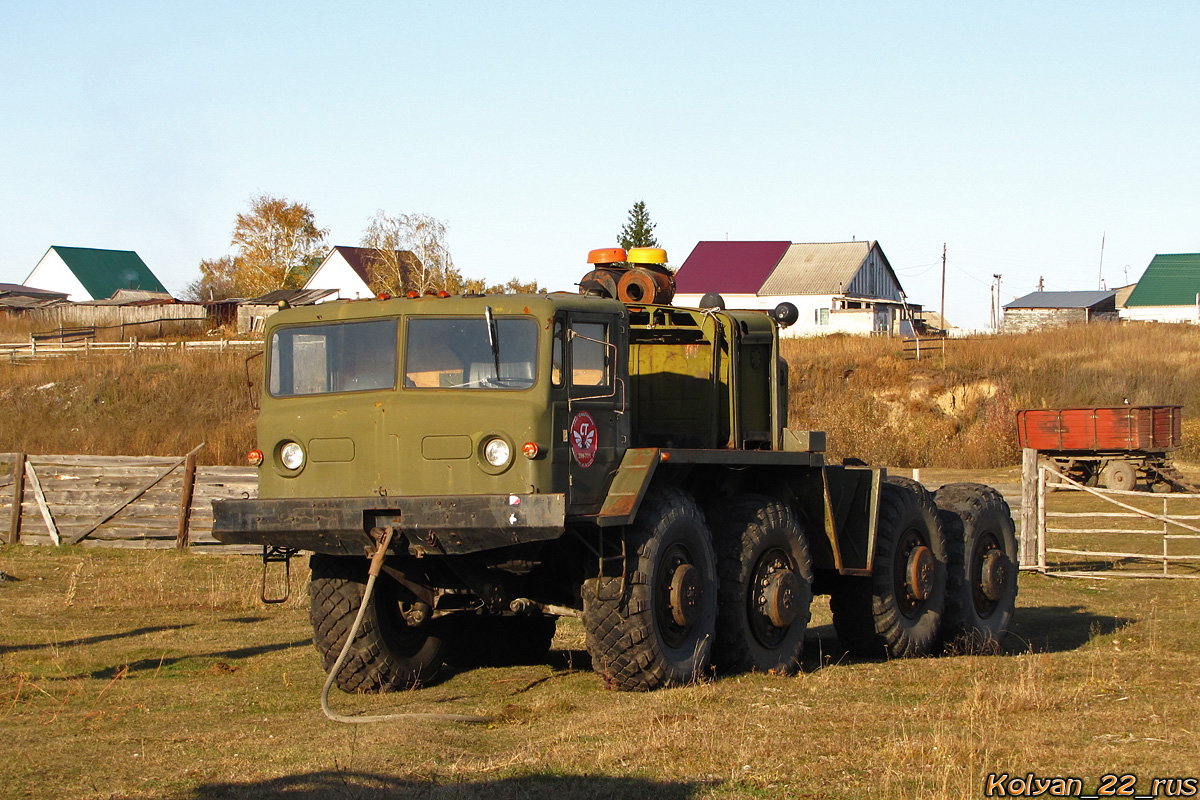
[582,486,718,691]
[885,474,932,500]
[830,482,947,658]
[309,554,444,692]
[933,483,1018,653]
[709,497,813,675]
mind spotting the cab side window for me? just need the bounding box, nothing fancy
[570,322,610,389]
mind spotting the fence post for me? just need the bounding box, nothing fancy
[8,453,24,544]
[1020,448,1038,567]
[175,452,198,550]
[1037,466,1047,571]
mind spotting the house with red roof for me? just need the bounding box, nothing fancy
[673,240,918,336]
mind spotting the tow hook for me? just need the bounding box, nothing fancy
[260,545,300,604]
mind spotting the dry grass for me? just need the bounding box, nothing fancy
[0,350,257,466]
[2,544,1199,799]
[783,322,1200,468]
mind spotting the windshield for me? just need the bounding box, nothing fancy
[405,317,537,390]
[269,319,398,397]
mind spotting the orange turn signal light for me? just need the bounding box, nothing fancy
[247,449,264,466]
[377,292,391,300]
[406,290,420,298]
[522,442,539,459]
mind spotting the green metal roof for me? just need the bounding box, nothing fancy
[1124,253,1200,307]
[51,246,168,299]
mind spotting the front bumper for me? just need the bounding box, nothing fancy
[212,493,566,556]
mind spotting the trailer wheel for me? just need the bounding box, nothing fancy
[933,483,1018,653]
[709,497,813,675]
[1100,460,1137,491]
[309,554,444,692]
[582,486,717,691]
[830,482,946,658]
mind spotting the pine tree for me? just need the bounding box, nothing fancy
[618,200,659,250]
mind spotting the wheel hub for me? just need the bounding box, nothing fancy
[906,545,935,602]
[669,564,700,626]
[979,550,1006,602]
[761,570,799,628]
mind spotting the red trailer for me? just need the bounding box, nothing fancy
[1016,405,1190,491]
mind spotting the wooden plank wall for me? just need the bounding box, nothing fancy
[0,453,258,553]
[29,304,209,342]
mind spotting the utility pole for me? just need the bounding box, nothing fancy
[1037,276,1044,292]
[992,274,1003,329]
[1098,231,1106,290]
[940,243,946,334]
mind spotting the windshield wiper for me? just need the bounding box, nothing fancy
[484,306,501,380]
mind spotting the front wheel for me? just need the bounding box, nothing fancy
[831,482,947,658]
[309,554,444,692]
[582,486,718,691]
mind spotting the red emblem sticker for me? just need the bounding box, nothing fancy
[570,411,598,468]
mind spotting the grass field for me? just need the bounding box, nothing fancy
[3,540,1199,800]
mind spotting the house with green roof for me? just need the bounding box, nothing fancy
[1121,253,1200,323]
[24,246,170,302]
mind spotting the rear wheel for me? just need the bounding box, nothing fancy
[309,554,444,692]
[933,483,1018,653]
[831,482,947,658]
[582,486,717,691]
[709,497,812,674]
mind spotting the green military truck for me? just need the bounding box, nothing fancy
[213,247,1018,693]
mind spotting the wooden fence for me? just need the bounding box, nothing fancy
[29,303,209,342]
[0,452,257,553]
[900,336,974,361]
[1020,449,1200,578]
[0,338,261,363]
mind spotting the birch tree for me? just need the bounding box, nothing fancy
[361,211,456,295]
[230,194,329,295]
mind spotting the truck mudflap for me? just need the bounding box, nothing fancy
[212,493,566,556]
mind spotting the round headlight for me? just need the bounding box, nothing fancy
[280,441,305,471]
[483,437,512,467]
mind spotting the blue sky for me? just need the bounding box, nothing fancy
[2,1,1197,328]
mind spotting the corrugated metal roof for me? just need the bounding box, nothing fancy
[1004,290,1115,310]
[0,283,66,298]
[1124,253,1200,307]
[50,246,169,298]
[673,241,791,294]
[759,241,873,295]
[243,288,338,306]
